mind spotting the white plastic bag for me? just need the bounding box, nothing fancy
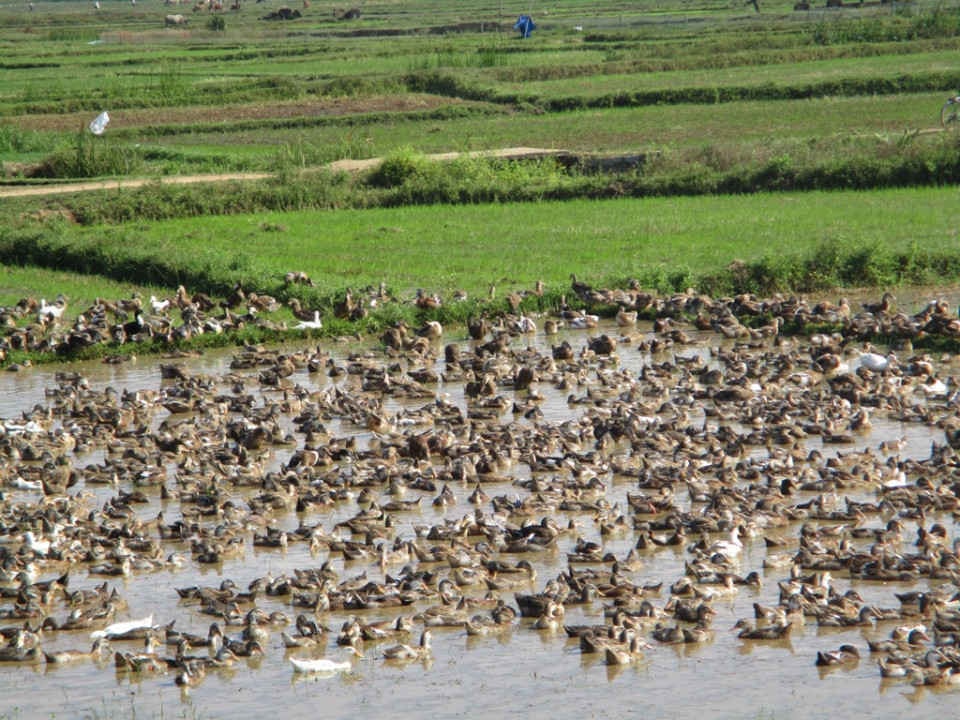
[89,111,110,136]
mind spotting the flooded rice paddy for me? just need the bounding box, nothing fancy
[1,299,960,720]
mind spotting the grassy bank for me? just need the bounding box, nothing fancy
[4,186,958,307]
[4,132,957,227]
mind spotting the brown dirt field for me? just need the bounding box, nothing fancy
[8,94,476,133]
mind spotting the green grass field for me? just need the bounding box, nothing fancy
[71,187,960,292]
[3,186,956,312]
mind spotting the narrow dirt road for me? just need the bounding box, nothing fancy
[0,147,564,199]
[0,172,273,198]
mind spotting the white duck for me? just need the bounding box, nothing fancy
[856,349,895,373]
[11,477,42,492]
[91,614,154,640]
[4,420,45,436]
[513,315,537,334]
[294,311,323,330]
[38,296,66,322]
[707,527,744,561]
[149,295,171,314]
[290,647,362,674]
[21,531,51,556]
[567,314,599,330]
[920,376,948,398]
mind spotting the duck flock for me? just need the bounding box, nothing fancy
[4,283,960,700]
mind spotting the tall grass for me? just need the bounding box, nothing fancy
[0,125,55,155]
[809,4,960,45]
[30,130,143,178]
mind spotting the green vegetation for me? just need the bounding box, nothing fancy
[0,0,959,363]
[4,186,958,304]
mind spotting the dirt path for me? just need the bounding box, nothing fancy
[0,147,564,199]
[327,146,564,172]
[0,172,274,198]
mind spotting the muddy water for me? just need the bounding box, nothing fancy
[0,316,956,720]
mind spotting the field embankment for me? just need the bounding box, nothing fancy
[4,186,959,303]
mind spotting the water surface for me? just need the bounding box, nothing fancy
[0,315,956,720]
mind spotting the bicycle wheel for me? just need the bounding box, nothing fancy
[942,100,960,127]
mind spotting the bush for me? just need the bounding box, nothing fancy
[207,15,225,31]
[32,131,143,179]
[366,147,429,188]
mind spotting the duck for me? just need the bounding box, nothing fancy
[414,289,442,310]
[531,600,565,631]
[114,635,165,673]
[862,292,895,314]
[293,311,323,331]
[511,315,537,335]
[91,614,154,641]
[615,308,638,327]
[920,376,948,398]
[682,623,714,644]
[867,627,930,653]
[877,656,919,679]
[149,295,170,314]
[0,645,41,663]
[567,314,599,330]
[704,527,744,561]
[815,644,860,666]
[417,599,469,628]
[225,639,265,659]
[174,661,207,687]
[20,531,51,557]
[288,298,320,322]
[165,622,223,653]
[382,630,432,661]
[290,647,363,674]
[856,348,895,373]
[651,623,684,644]
[360,616,414,642]
[37,296,67,322]
[490,600,519,626]
[465,613,512,637]
[87,557,131,577]
[416,321,443,340]
[515,592,558,619]
[733,620,791,640]
[604,636,648,665]
[580,627,632,654]
[282,630,323,649]
[44,638,110,665]
[816,605,879,628]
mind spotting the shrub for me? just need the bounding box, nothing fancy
[366,147,429,188]
[32,131,143,179]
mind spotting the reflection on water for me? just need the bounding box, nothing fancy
[0,318,959,720]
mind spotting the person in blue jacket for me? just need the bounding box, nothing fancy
[514,14,535,38]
